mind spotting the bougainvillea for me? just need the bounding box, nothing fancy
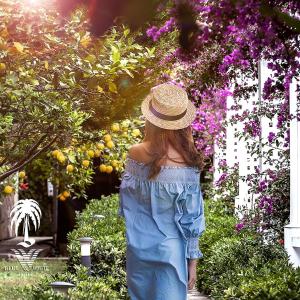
[145,0,299,238]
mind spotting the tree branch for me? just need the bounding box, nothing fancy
[0,136,58,182]
[11,134,48,170]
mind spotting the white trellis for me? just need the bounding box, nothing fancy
[284,77,300,267]
[213,61,300,266]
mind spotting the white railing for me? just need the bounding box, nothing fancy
[213,61,300,266]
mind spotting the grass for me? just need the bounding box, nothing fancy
[0,258,67,299]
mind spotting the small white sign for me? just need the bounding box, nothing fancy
[47,179,54,197]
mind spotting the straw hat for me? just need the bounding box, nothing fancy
[141,83,197,130]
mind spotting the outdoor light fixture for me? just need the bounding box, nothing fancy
[49,281,75,297]
[78,237,93,274]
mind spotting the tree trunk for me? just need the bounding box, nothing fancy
[0,192,18,240]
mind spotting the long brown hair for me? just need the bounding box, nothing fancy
[142,120,205,180]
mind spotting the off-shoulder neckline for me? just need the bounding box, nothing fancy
[126,156,199,170]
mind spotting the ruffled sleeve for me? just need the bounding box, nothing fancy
[175,183,206,259]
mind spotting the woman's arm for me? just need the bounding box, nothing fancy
[187,259,198,290]
[175,184,206,289]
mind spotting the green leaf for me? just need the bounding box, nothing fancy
[85,54,96,63]
[30,79,39,86]
[147,47,156,56]
[124,28,130,37]
[124,69,134,78]
[111,45,120,64]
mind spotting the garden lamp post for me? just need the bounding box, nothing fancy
[79,237,93,274]
[49,281,75,297]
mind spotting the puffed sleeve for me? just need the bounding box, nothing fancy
[175,183,206,259]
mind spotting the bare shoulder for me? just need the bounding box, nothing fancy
[128,142,150,162]
[128,143,141,157]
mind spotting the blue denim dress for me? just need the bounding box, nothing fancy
[118,157,206,300]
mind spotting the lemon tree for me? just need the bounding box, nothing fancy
[0,0,161,187]
[48,118,144,200]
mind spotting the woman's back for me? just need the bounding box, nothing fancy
[118,146,205,300]
[127,141,188,167]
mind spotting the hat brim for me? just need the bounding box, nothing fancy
[141,93,197,130]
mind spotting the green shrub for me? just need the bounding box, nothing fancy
[197,198,300,300]
[199,235,289,298]
[223,260,300,300]
[197,199,237,294]
[16,265,119,300]
[66,194,128,298]
[199,199,237,256]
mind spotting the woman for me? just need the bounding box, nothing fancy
[118,82,206,300]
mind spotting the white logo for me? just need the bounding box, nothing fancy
[10,199,43,271]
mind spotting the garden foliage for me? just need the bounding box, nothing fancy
[198,199,300,300]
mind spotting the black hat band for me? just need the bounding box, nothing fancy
[149,99,187,121]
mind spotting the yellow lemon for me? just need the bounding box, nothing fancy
[87,150,95,158]
[94,150,101,157]
[99,164,107,172]
[0,63,6,71]
[106,141,115,149]
[96,143,105,150]
[52,149,60,157]
[111,123,120,132]
[57,153,66,164]
[66,164,74,172]
[81,145,87,151]
[106,166,113,174]
[111,160,118,167]
[82,160,90,168]
[4,185,13,194]
[103,134,112,142]
[19,171,26,179]
[121,120,130,128]
[63,190,70,198]
[59,195,66,201]
[132,128,141,137]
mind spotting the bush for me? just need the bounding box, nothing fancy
[197,198,300,300]
[224,262,300,300]
[16,265,119,300]
[17,194,127,300]
[197,199,237,294]
[66,194,128,298]
[199,199,237,256]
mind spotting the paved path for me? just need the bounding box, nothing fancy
[188,288,209,300]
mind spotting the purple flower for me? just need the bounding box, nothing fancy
[258,196,273,214]
[267,132,276,143]
[243,119,261,138]
[215,172,228,187]
[218,159,227,168]
[146,18,175,41]
[258,180,268,192]
[235,222,245,232]
[263,78,274,100]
